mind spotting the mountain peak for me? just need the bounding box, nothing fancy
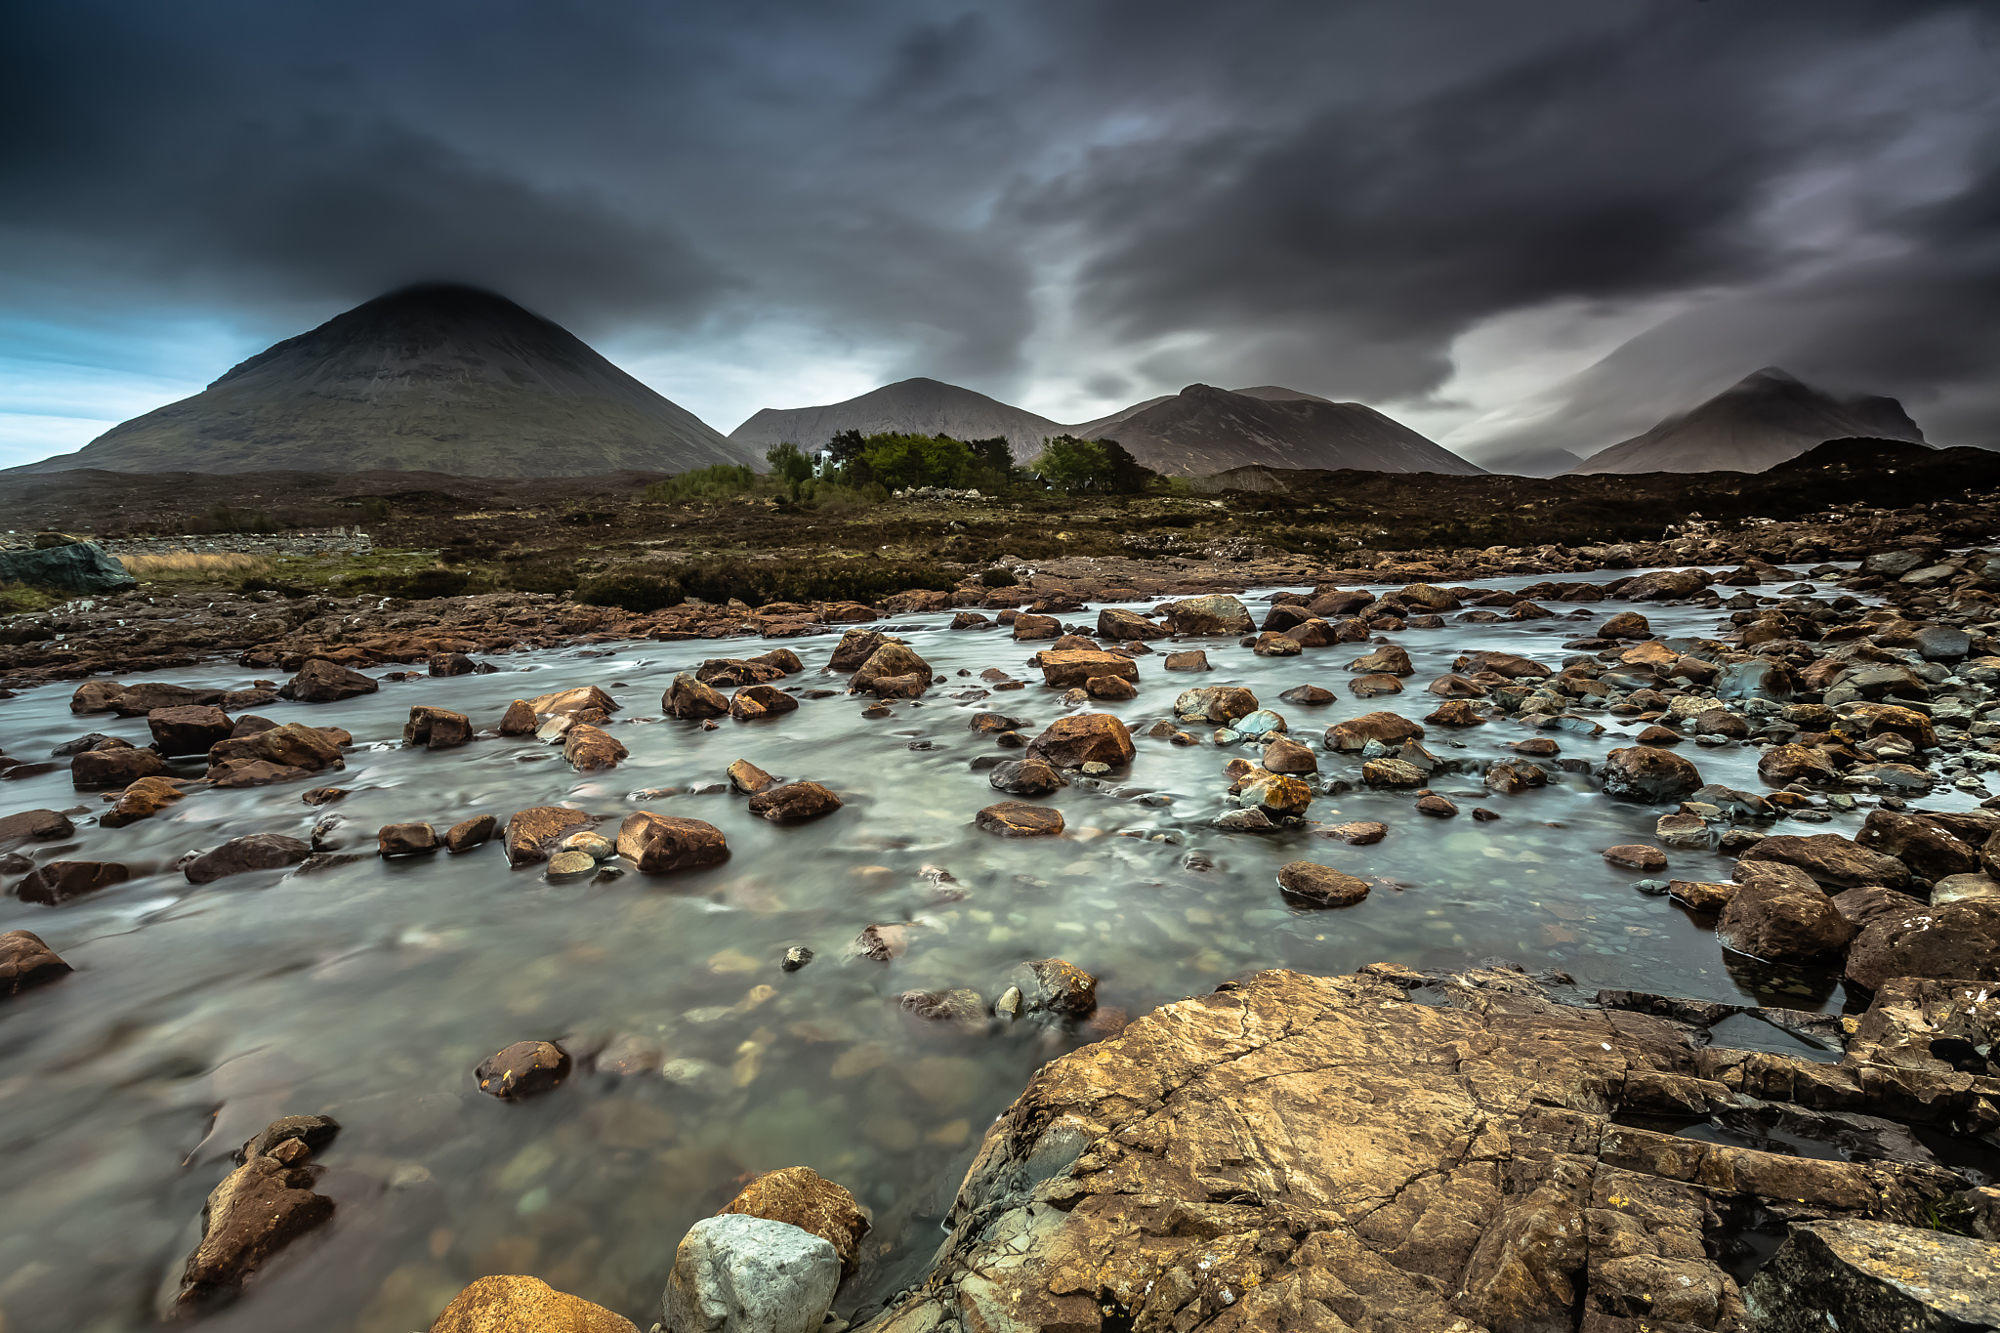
[14,288,749,478]
[1569,368,1925,475]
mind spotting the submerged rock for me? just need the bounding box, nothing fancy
[1277,861,1370,907]
[977,801,1064,837]
[474,1040,571,1100]
[1,929,71,995]
[184,834,310,884]
[12,860,130,905]
[171,1116,338,1313]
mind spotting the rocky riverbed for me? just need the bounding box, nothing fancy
[3,536,2000,1331]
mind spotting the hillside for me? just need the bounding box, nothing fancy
[12,284,752,478]
[1074,383,1485,476]
[727,378,1062,462]
[1567,367,1926,475]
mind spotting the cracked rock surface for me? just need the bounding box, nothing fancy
[853,965,1999,1333]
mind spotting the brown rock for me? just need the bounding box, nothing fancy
[1845,899,2000,991]
[1718,875,1856,965]
[1026,713,1134,769]
[616,811,729,872]
[427,651,477,677]
[664,672,729,719]
[13,860,130,905]
[378,822,439,857]
[69,679,126,713]
[426,1275,638,1333]
[1603,844,1668,871]
[851,641,934,697]
[1321,820,1387,845]
[1,929,71,995]
[1425,700,1483,727]
[524,685,618,718]
[102,776,185,828]
[1739,834,1912,891]
[1277,861,1371,907]
[185,833,310,884]
[1760,743,1838,787]
[1855,810,1977,884]
[1346,644,1413,676]
[727,758,777,793]
[474,1040,571,1100]
[1326,711,1424,751]
[404,705,473,750]
[1038,648,1138,689]
[206,723,346,786]
[281,659,378,703]
[1600,745,1704,803]
[106,682,224,716]
[1174,685,1259,724]
[0,807,75,845]
[562,724,628,772]
[1261,735,1317,774]
[445,814,497,853]
[173,1120,337,1312]
[747,781,842,823]
[1160,594,1253,635]
[719,1167,871,1272]
[977,801,1065,837]
[503,806,594,866]
[148,705,234,756]
[1012,957,1098,1016]
[1162,649,1210,672]
[71,745,168,790]
[497,700,538,735]
[729,683,799,720]
[1668,880,1735,913]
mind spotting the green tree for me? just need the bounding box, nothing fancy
[1031,435,1153,493]
[765,442,814,500]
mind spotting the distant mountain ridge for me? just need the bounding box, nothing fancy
[727,378,1062,462]
[734,379,1483,476]
[1071,383,1486,476]
[12,284,756,478]
[1566,368,1926,475]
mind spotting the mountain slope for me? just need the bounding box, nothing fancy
[1075,383,1485,476]
[1566,368,1926,475]
[728,378,1062,462]
[14,284,750,478]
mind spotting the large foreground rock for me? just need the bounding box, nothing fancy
[852,966,1987,1333]
[1744,1219,2000,1333]
[1,930,71,995]
[663,1213,839,1333]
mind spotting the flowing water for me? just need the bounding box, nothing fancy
[0,568,1937,1332]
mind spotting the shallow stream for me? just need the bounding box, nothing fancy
[0,568,1928,1331]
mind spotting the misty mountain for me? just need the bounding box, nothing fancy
[12,284,754,478]
[1073,383,1486,476]
[1566,368,1926,475]
[1466,442,1585,477]
[728,378,1063,462]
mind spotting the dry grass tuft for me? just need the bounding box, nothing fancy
[119,551,272,578]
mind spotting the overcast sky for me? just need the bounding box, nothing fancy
[4,0,1997,468]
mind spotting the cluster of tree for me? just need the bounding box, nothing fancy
[653,431,1156,503]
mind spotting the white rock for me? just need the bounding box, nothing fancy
[663,1214,839,1333]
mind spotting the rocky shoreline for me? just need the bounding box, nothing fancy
[6,504,2000,1330]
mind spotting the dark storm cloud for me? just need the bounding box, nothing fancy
[2,0,1998,458]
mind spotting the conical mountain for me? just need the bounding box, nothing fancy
[1074,384,1485,476]
[728,378,1063,462]
[1566,368,1926,475]
[15,284,751,477]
